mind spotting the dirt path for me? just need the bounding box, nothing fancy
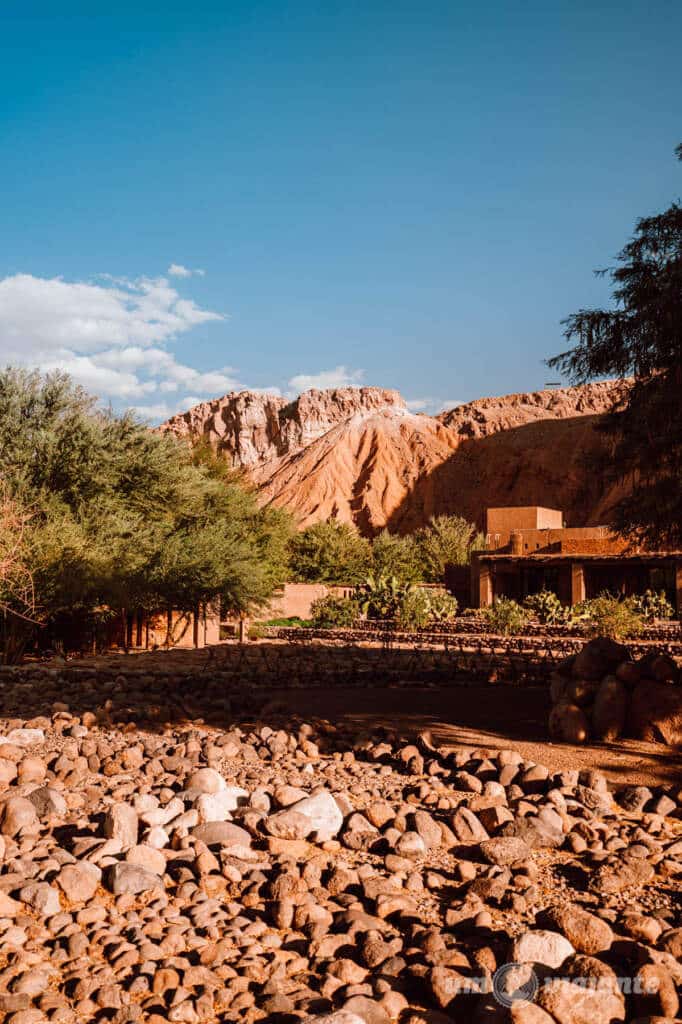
[261,684,682,790]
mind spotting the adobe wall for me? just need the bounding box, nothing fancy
[145,606,221,650]
[258,583,354,621]
[486,506,562,545]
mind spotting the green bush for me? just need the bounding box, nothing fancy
[289,520,372,584]
[309,594,360,629]
[416,514,485,583]
[461,607,485,619]
[524,589,565,625]
[355,573,413,620]
[631,589,675,622]
[484,597,530,636]
[577,593,644,640]
[263,616,311,628]
[397,588,433,629]
[427,591,459,622]
[371,530,424,582]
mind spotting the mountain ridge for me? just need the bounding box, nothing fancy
[161,381,625,534]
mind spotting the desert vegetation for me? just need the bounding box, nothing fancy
[289,515,483,586]
[0,369,293,662]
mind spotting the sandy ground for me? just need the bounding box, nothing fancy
[19,645,682,791]
[259,683,682,791]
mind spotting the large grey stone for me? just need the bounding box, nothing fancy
[107,862,163,895]
[285,789,343,841]
[19,882,60,918]
[509,930,574,970]
[1,797,39,837]
[480,836,530,866]
[103,803,138,849]
[191,821,252,848]
[56,862,101,903]
[26,786,68,819]
[537,977,625,1023]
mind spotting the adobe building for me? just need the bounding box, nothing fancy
[470,506,682,613]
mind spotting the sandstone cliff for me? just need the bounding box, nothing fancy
[161,381,625,533]
[163,387,406,468]
[439,380,627,438]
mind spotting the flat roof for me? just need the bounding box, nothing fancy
[487,505,562,513]
[477,552,682,564]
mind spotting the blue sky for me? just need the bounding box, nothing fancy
[1,1,680,420]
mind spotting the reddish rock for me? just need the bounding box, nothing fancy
[160,381,624,534]
[591,676,628,741]
[548,703,589,744]
[629,681,682,745]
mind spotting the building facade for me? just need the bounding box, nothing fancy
[471,506,682,614]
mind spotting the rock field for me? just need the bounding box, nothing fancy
[549,638,682,747]
[0,665,681,1024]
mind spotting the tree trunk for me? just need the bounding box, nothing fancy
[193,603,200,648]
[121,609,129,654]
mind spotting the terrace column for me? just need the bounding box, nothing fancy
[478,561,494,607]
[675,561,682,618]
[571,562,586,605]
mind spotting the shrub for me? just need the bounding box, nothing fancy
[461,607,486,619]
[397,588,432,629]
[631,589,675,622]
[524,589,565,625]
[263,616,311,628]
[355,573,412,620]
[289,520,372,584]
[310,595,360,629]
[484,597,530,636]
[428,591,459,622]
[578,593,645,640]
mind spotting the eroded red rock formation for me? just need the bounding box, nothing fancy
[161,381,626,533]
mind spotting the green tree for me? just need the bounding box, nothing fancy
[289,519,372,584]
[548,144,682,547]
[371,529,424,582]
[417,514,485,583]
[0,368,293,658]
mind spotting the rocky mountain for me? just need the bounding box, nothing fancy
[163,387,406,469]
[438,380,627,438]
[161,381,625,533]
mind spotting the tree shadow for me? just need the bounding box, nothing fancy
[2,642,679,789]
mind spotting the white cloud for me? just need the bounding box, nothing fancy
[405,397,465,415]
[0,271,236,418]
[132,394,211,423]
[168,263,205,278]
[287,365,365,393]
[0,271,461,425]
[130,401,181,422]
[0,273,220,355]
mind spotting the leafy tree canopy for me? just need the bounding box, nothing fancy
[371,529,424,582]
[548,145,682,547]
[289,519,372,584]
[0,368,293,654]
[417,514,485,583]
